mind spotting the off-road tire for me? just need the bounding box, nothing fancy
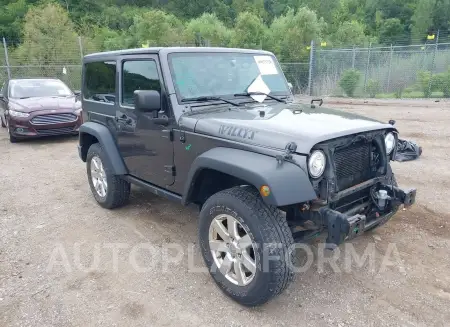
[86,143,130,209]
[199,186,295,306]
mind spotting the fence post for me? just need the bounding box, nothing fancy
[363,42,372,94]
[2,37,11,80]
[386,44,394,93]
[427,29,440,97]
[78,36,84,62]
[307,40,315,96]
[352,45,356,69]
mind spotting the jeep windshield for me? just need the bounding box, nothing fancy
[168,52,290,103]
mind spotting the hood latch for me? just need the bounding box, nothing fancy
[276,142,297,164]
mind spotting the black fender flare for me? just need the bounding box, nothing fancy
[182,147,317,207]
[78,122,127,175]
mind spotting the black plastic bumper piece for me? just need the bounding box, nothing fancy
[319,207,366,250]
[320,187,417,250]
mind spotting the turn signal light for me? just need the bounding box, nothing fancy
[260,185,271,197]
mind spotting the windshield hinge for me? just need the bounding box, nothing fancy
[276,142,297,164]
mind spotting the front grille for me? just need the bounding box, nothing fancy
[36,127,75,136]
[31,113,77,125]
[334,142,371,190]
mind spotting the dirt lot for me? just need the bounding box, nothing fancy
[1,100,449,327]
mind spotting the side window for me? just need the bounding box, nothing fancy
[84,61,116,104]
[122,60,161,107]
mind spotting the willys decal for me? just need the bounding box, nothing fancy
[219,125,258,140]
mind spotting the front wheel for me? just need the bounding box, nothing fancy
[199,186,295,306]
[86,143,130,209]
[6,119,18,143]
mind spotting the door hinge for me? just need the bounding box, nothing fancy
[162,129,174,142]
[164,165,176,176]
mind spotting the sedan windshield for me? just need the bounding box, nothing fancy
[168,52,290,101]
[9,79,73,99]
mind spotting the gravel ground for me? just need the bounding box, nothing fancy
[1,100,449,327]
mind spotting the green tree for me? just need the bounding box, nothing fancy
[379,18,404,45]
[0,0,30,43]
[231,0,266,21]
[231,12,265,49]
[333,21,367,46]
[411,0,436,42]
[13,3,88,65]
[128,10,186,47]
[266,7,325,62]
[185,13,231,46]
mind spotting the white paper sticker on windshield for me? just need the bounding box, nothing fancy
[254,55,278,75]
[248,75,270,103]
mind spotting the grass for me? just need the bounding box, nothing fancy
[375,91,445,99]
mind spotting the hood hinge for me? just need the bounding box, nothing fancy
[276,142,297,164]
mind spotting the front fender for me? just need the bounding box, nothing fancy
[182,147,317,207]
[78,122,127,175]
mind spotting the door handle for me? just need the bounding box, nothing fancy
[116,114,132,124]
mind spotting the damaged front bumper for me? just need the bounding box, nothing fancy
[319,185,416,249]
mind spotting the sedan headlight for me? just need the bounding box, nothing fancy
[308,150,326,178]
[385,132,396,154]
[9,110,30,118]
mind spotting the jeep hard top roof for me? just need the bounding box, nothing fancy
[83,47,273,62]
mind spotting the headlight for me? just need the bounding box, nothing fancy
[385,132,396,154]
[9,110,30,118]
[308,150,326,178]
[74,108,82,115]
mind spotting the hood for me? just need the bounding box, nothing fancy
[9,96,80,113]
[185,102,396,154]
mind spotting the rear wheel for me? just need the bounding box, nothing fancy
[199,186,295,306]
[86,143,130,209]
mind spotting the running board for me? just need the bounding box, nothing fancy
[122,175,182,203]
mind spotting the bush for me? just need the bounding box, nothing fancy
[417,71,442,98]
[339,69,361,97]
[366,79,381,98]
[433,69,450,98]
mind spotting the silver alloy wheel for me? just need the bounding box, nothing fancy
[209,214,257,286]
[90,155,108,197]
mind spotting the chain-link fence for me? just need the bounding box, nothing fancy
[312,42,450,98]
[2,36,450,99]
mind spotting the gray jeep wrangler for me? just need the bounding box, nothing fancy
[78,47,416,306]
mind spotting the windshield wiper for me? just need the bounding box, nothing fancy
[181,96,239,107]
[234,92,287,103]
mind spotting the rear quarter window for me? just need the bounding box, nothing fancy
[83,61,116,104]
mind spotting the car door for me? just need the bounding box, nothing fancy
[115,54,174,187]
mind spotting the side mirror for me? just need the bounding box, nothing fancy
[73,90,81,96]
[287,82,293,90]
[134,90,161,112]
